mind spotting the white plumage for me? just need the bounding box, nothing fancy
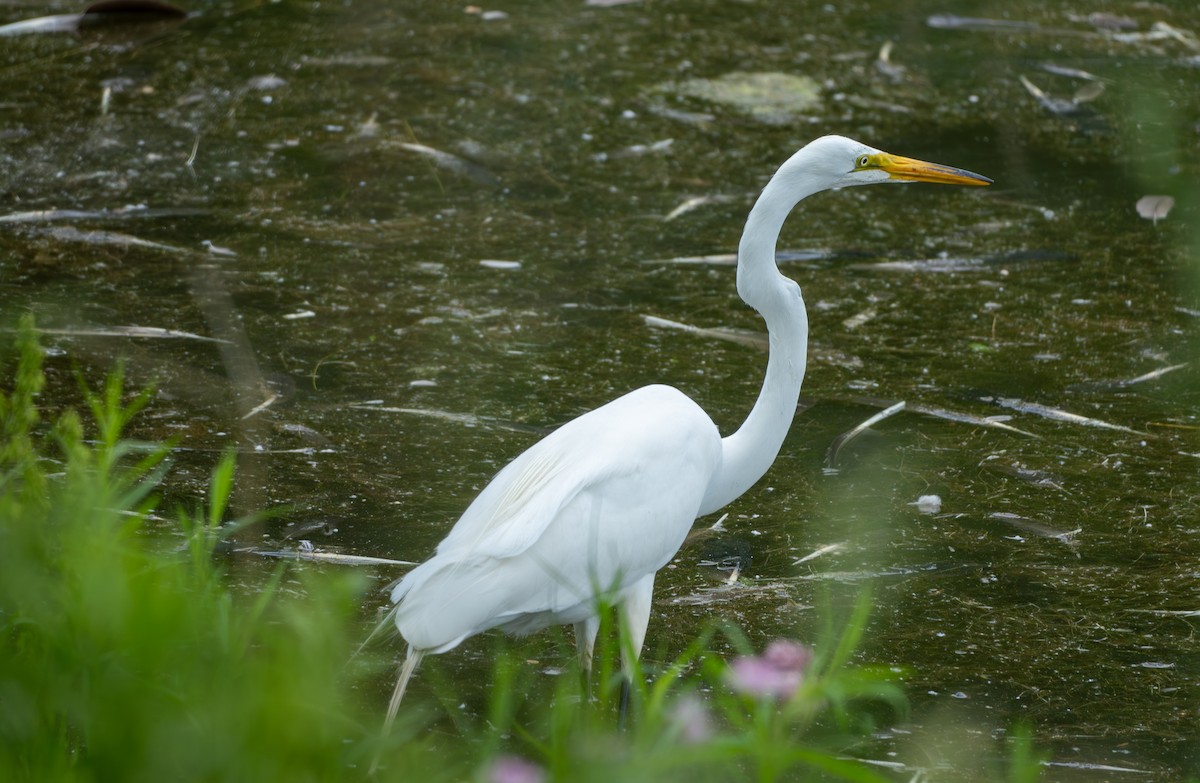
[382,135,990,726]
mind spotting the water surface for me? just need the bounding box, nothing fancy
[1,1,1197,779]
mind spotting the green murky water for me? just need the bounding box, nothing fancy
[2,1,1198,779]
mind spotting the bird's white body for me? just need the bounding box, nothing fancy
[382,135,989,724]
[393,384,719,654]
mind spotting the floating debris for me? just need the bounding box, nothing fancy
[479,259,522,270]
[302,54,396,67]
[826,401,906,468]
[357,112,381,138]
[0,205,207,224]
[1019,74,1104,115]
[1119,362,1189,386]
[253,545,417,567]
[1042,761,1153,775]
[646,253,738,266]
[281,310,316,320]
[663,194,732,221]
[665,71,821,125]
[202,239,238,256]
[989,511,1081,548]
[348,404,543,434]
[350,405,484,426]
[463,7,509,21]
[980,459,1066,490]
[841,307,878,330]
[683,513,728,547]
[1128,608,1200,617]
[1073,12,1137,32]
[992,397,1145,435]
[0,0,186,37]
[927,14,1042,32]
[388,141,499,186]
[644,104,715,126]
[643,248,830,266]
[851,257,990,273]
[670,580,794,607]
[791,542,843,566]
[241,394,280,421]
[1039,63,1102,81]
[34,226,187,253]
[595,138,674,162]
[875,41,907,83]
[843,395,1040,438]
[789,563,956,582]
[912,495,942,514]
[33,325,229,343]
[1135,195,1174,224]
[1112,21,1200,51]
[642,315,767,350]
[247,74,287,91]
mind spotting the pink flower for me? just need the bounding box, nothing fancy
[726,639,813,700]
[486,755,545,783]
[669,694,715,744]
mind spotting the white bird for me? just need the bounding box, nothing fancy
[383,135,990,726]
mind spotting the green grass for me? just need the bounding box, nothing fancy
[0,315,1045,782]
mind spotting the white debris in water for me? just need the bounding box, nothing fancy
[479,259,521,270]
[912,494,942,514]
[201,240,237,256]
[247,74,287,91]
[282,310,315,320]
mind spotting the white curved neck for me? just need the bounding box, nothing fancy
[698,165,815,516]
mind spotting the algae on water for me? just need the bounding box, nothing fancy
[664,71,822,124]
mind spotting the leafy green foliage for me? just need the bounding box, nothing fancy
[0,321,393,782]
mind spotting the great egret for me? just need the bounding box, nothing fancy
[383,135,990,726]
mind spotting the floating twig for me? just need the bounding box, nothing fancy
[0,205,207,223]
[683,513,729,546]
[1126,608,1200,617]
[348,403,544,434]
[791,542,843,566]
[841,395,1039,437]
[642,314,767,349]
[826,401,906,468]
[35,225,188,253]
[992,397,1145,436]
[1120,362,1189,386]
[240,393,280,421]
[388,140,498,186]
[989,512,1080,549]
[34,325,230,343]
[253,544,417,567]
[663,194,731,221]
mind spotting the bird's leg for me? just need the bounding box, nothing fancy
[574,616,599,702]
[384,646,424,732]
[370,646,424,775]
[616,573,656,728]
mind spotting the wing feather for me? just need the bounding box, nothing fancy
[392,385,722,653]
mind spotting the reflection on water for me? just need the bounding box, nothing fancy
[1,0,1197,778]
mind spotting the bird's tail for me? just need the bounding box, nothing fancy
[384,645,424,733]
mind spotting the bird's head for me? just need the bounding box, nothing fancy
[780,135,992,192]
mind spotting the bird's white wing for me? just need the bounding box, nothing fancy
[434,384,717,561]
[392,384,722,652]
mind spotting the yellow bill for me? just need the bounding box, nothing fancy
[864,153,992,186]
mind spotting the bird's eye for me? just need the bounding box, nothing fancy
[857,155,872,168]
